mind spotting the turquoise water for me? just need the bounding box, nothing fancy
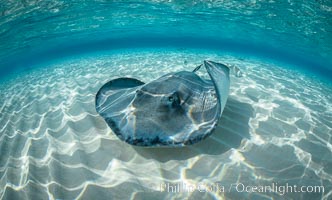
[0,1,331,200]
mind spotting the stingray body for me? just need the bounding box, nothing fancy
[95,60,230,147]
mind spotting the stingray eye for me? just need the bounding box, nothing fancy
[168,92,181,107]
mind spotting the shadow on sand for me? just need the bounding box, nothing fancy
[133,97,254,162]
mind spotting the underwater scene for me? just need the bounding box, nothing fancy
[0,1,331,200]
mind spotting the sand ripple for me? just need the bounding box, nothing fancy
[0,49,331,200]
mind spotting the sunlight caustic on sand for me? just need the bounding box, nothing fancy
[0,49,331,199]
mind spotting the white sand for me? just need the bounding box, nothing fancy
[0,48,331,200]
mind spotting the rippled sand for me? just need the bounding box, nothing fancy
[0,49,331,200]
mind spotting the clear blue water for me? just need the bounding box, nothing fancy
[0,1,331,200]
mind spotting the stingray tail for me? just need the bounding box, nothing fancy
[192,64,203,73]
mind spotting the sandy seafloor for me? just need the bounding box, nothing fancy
[0,48,331,200]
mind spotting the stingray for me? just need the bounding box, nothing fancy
[95,60,240,147]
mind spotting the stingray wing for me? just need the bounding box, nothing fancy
[203,60,230,115]
[95,78,145,136]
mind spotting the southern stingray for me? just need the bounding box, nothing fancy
[95,60,241,147]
